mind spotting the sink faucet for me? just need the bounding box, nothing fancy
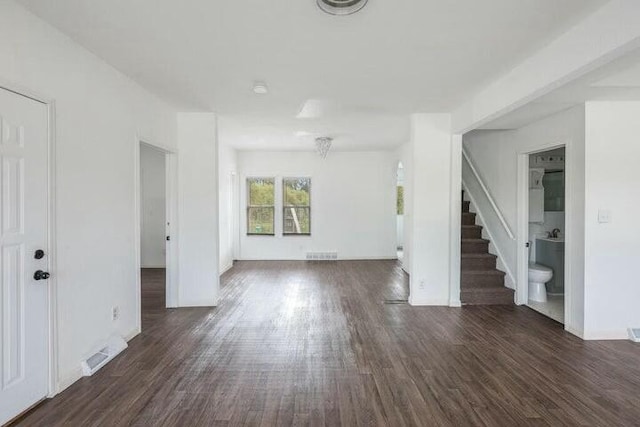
[550,228,561,238]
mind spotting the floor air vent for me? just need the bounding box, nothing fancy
[384,299,409,305]
[81,335,128,376]
[629,328,640,343]
[306,252,338,261]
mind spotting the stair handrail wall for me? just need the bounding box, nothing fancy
[462,147,516,288]
[462,148,514,240]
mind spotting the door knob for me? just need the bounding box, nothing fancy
[33,270,50,281]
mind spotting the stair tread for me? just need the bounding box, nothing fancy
[461,225,482,228]
[462,269,505,276]
[461,238,490,243]
[461,253,496,258]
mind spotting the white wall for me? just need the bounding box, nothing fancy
[177,113,219,306]
[237,151,397,260]
[140,145,166,268]
[583,101,640,339]
[218,142,238,274]
[0,1,178,391]
[408,114,455,306]
[463,106,586,334]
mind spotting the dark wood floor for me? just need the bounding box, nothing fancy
[15,261,640,426]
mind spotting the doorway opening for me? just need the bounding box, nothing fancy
[136,141,177,332]
[521,146,567,324]
[396,162,405,262]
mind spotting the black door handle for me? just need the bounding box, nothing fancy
[34,270,50,281]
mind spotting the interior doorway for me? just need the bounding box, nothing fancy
[396,162,405,262]
[517,145,569,325]
[135,141,177,331]
[140,144,167,322]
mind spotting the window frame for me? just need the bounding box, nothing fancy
[246,177,276,236]
[282,177,312,236]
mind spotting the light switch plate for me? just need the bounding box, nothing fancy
[598,209,611,224]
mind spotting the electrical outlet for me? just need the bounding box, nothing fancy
[112,306,120,321]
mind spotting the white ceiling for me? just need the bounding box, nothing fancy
[19,0,607,150]
[480,46,640,130]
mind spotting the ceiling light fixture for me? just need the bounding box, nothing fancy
[315,137,333,159]
[317,0,368,16]
[253,82,268,94]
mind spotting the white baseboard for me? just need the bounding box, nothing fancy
[54,366,83,396]
[124,326,141,342]
[564,325,584,339]
[237,256,398,261]
[449,299,462,307]
[179,299,218,307]
[220,262,234,275]
[582,329,629,341]
[408,296,450,306]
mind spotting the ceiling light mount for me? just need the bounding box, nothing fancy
[253,81,269,95]
[317,0,368,16]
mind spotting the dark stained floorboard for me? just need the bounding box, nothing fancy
[14,260,640,426]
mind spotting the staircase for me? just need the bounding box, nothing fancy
[461,197,514,305]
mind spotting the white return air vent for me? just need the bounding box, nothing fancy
[306,252,338,261]
[629,328,640,343]
[81,335,128,376]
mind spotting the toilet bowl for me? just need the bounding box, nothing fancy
[528,263,553,302]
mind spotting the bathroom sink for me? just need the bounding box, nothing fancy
[537,237,564,243]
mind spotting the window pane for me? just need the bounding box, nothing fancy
[248,178,275,206]
[397,186,404,215]
[283,207,310,235]
[248,207,274,234]
[284,178,310,207]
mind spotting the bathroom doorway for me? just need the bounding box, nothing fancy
[520,146,567,323]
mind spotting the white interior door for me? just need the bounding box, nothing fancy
[0,88,49,424]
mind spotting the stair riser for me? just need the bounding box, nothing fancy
[461,257,496,270]
[461,289,514,305]
[461,274,505,288]
[462,201,470,213]
[461,241,489,254]
[461,227,482,239]
[462,213,476,226]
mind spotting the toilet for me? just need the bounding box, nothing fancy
[527,240,553,302]
[528,263,553,302]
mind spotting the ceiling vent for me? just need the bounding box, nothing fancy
[317,0,368,15]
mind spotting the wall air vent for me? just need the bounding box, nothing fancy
[317,0,368,16]
[81,335,128,376]
[306,252,338,261]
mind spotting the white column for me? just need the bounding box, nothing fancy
[408,114,454,306]
[449,134,462,307]
[177,113,220,306]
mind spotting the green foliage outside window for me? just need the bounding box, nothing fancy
[284,178,311,235]
[248,178,275,235]
[397,186,404,215]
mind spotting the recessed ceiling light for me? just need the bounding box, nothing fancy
[253,82,268,95]
[317,0,368,16]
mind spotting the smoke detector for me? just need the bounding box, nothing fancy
[317,0,368,16]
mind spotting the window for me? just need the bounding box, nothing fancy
[397,185,404,215]
[283,177,311,235]
[247,178,275,235]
